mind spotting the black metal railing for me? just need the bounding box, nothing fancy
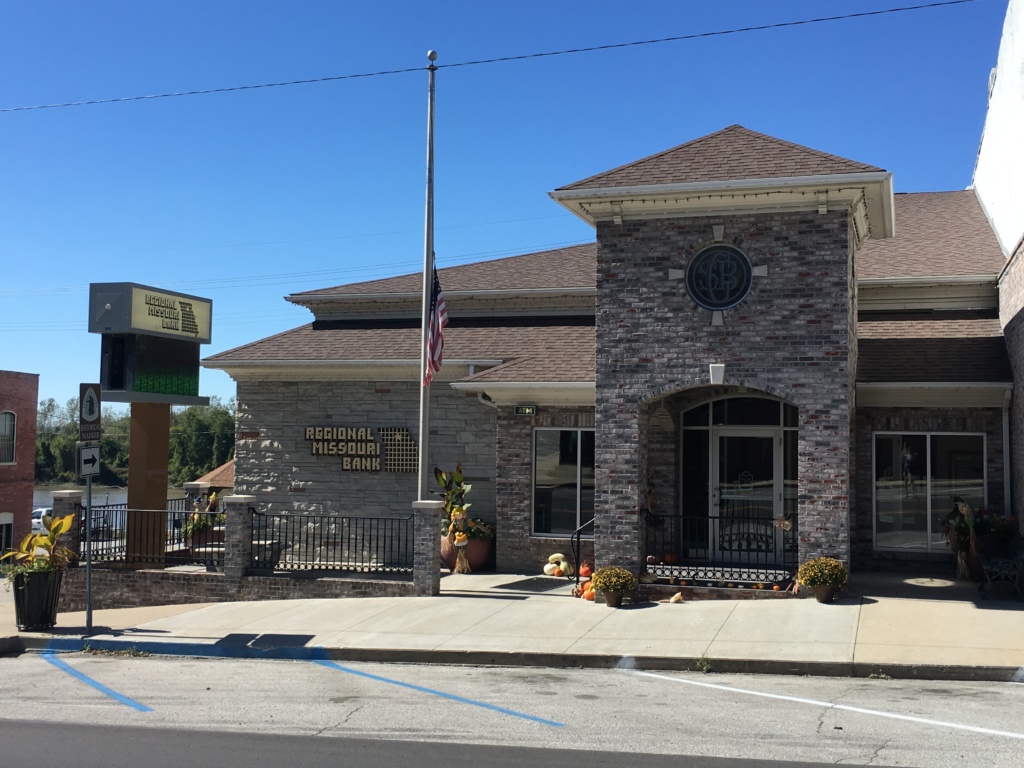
[250,510,413,575]
[569,517,595,584]
[644,506,798,584]
[78,505,225,570]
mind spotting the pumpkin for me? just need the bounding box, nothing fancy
[772,584,781,591]
[553,568,564,577]
[579,564,592,578]
[543,562,558,576]
[580,580,592,593]
[583,589,596,601]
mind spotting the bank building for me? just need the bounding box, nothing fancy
[203,10,1024,581]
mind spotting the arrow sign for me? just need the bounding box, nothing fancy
[78,443,101,477]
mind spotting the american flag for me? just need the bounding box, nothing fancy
[423,267,448,386]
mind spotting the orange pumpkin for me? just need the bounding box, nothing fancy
[772,584,781,591]
[579,565,592,578]
[583,589,596,601]
[580,580,592,593]
[553,568,564,577]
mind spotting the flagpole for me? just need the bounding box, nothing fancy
[417,50,438,501]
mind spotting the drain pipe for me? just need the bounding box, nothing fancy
[468,365,497,409]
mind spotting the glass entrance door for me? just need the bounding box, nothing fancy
[712,430,783,563]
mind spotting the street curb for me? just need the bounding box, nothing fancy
[7,633,1023,683]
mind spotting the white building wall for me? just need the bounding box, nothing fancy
[974,0,1024,257]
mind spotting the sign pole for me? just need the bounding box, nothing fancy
[85,475,92,634]
[78,383,101,635]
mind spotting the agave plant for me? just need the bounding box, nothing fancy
[1,513,77,580]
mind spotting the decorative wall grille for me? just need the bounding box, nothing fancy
[378,427,418,473]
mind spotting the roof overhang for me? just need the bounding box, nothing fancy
[856,382,1012,408]
[550,172,895,245]
[450,381,596,407]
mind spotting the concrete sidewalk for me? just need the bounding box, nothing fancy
[2,571,1023,681]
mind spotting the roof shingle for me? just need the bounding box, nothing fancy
[556,125,884,191]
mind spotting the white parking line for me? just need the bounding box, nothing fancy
[627,670,1024,740]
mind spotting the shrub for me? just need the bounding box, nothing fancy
[796,557,847,588]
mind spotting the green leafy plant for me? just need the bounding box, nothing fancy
[796,556,848,588]
[182,512,226,540]
[1,513,77,583]
[434,463,492,541]
[694,655,712,674]
[590,565,637,594]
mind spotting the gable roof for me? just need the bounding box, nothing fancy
[290,243,596,300]
[555,125,885,191]
[857,190,1004,279]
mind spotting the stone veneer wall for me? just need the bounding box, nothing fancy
[496,406,595,573]
[1000,239,1024,525]
[58,568,417,612]
[594,211,855,574]
[234,380,496,525]
[852,406,1007,568]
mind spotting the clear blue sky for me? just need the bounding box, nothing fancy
[0,0,1008,410]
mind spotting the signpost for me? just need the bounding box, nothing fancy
[78,383,101,634]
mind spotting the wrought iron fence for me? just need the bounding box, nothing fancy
[78,504,224,570]
[250,510,413,575]
[645,506,798,583]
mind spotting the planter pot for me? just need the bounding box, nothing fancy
[604,591,624,608]
[11,570,64,631]
[813,585,838,604]
[440,536,491,573]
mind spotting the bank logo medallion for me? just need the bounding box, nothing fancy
[686,244,753,311]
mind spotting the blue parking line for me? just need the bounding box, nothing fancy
[315,660,564,727]
[42,653,152,712]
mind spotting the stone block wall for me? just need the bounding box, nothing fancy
[234,380,496,525]
[852,407,1008,567]
[496,406,596,573]
[0,370,39,543]
[594,211,855,574]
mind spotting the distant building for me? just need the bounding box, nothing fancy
[204,1,1024,579]
[0,370,40,551]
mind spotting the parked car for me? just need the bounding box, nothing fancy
[31,508,52,532]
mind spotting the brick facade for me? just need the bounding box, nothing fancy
[593,212,855,574]
[234,379,496,525]
[852,406,1007,568]
[0,370,39,544]
[496,406,595,572]
[1001,239,1024,530]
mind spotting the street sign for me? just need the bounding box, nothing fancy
[79,383,102,442]
[78,442,100,478]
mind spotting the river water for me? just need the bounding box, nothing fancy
[33,486,185,508]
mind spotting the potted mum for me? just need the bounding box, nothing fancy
[590,565,637,607]
[434,464,493,573]
[796,556,847,603]
[1,513,77,630]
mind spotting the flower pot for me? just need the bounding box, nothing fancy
[813,585,838,604]
[440,536,491,572]
[604,591,624,608]
[11,570,64,631]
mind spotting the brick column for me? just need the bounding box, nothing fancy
[412,500,442,596]
[222,494,255,585]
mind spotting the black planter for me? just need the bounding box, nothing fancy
[11,570,64,631]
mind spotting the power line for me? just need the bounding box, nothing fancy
[0,1,975,114]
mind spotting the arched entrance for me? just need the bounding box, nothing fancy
[646,394,799,583]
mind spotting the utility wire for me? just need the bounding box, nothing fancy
[0,1,974,114]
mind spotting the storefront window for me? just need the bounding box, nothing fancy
[873,432,985,552]
[533,429,595,536]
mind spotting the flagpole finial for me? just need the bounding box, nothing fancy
[427,50,438,63]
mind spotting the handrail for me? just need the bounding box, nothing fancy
[568,517,595,584]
